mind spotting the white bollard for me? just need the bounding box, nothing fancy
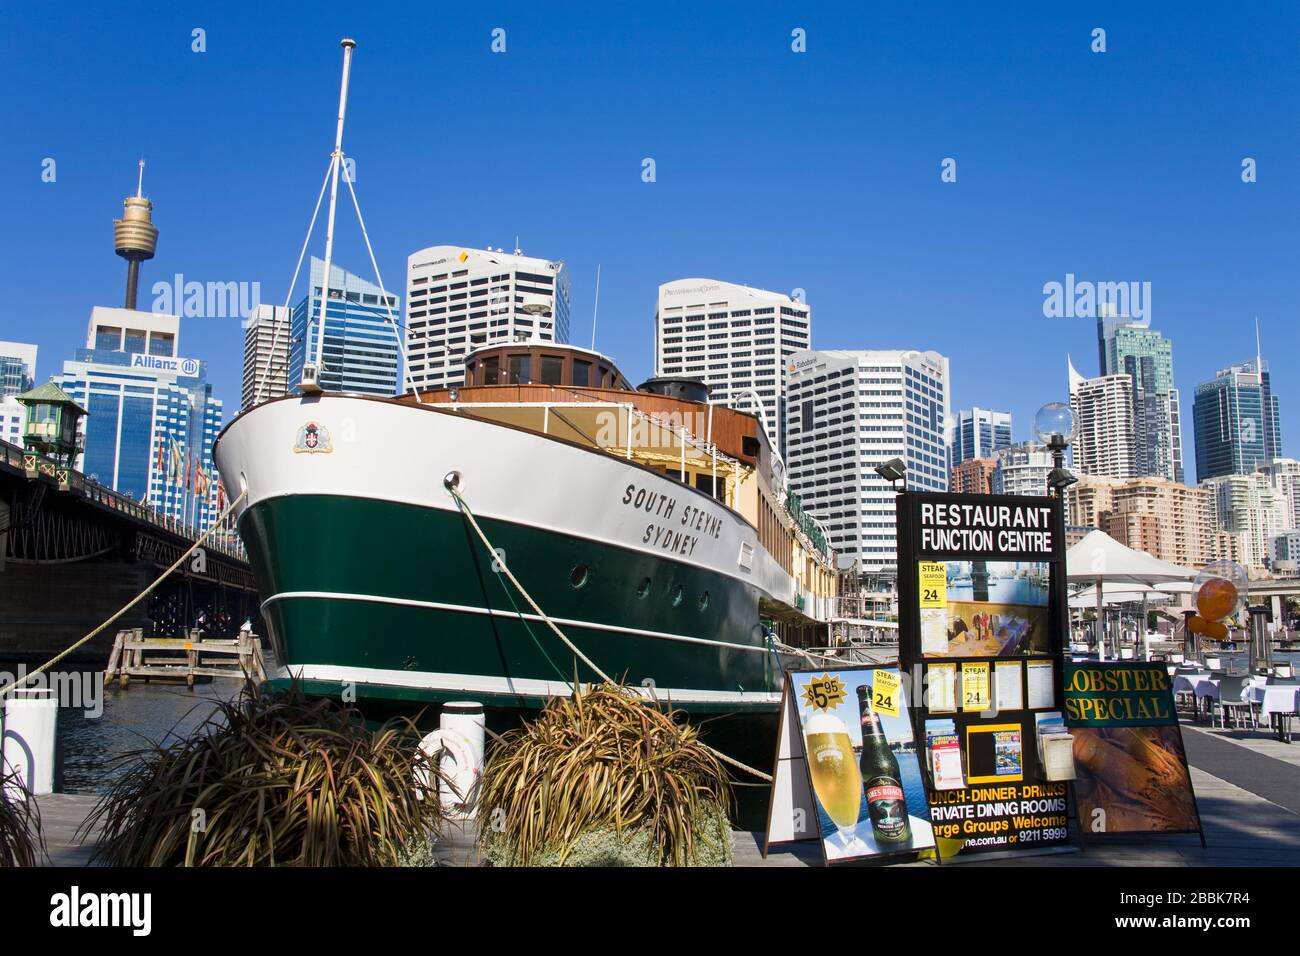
[418,702,486,820]
[2,688,58,798]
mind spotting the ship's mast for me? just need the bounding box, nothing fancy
[301,38,356,393]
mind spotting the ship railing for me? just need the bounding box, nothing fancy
[447,399,747,505]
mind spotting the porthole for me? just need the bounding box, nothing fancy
[698,591,710,611]
[570,564,590,589]
[636,577,652,599]
[670,585,684,607]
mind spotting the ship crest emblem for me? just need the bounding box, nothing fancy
[293,421,333,454]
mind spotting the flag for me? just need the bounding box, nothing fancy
[185,452,193,491]
[196,465,210,498]
[155,436,164,475]
[168,439,183,483]
[216,479,226,511]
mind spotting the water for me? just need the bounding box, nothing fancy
[1,667,239,794]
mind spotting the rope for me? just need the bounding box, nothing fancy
[446,483,773,783]
[254,159,333,406]
[0,489,248,699]
[340,162,424,404]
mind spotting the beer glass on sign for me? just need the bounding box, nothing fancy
[804,711,865,849]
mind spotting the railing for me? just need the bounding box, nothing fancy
[0,438,246,561]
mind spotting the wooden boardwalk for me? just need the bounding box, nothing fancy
[29,715,1300,867]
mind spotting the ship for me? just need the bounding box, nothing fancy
[213,38,841,772]
[215,344,841,760]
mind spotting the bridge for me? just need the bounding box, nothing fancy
[0,439,258,664]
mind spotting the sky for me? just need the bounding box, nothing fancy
[3,1,1297,462]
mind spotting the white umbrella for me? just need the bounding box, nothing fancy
[1069,585,1176,608]
[1066,530,1197,660]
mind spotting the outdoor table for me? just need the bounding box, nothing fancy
[1172,673,1212,718]
[1194,679,1221,723]
[1250,685,1300,743]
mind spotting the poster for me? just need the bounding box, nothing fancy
[918,560,1051,659]
[770,667,937,864]
[1064,662,1202,837]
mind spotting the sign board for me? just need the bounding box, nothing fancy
[1063,662,1204,841]
[765,666,937,865]
[897,491,1073,858]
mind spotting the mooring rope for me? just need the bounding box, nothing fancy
[446,482,774,783]
[0,489,249,699]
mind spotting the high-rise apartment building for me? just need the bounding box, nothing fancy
[952,407,1012,466]
[1193,360,1282,482]
[991,441,1052,497]
[0,341,37,445]
[241,304,291,410]
[785,348,950,571]
[1068,357,1137,479]
[405,245,570,392]
[1259,458,1300,531]
[950,457,995,495]
[1202,472,1287,573]
[288,258,401,397]
[655,279,810,457]
[1096,305,1183,482]
[1067,475,1218,570]
[57,307,223,529]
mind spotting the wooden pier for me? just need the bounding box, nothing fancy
[103,627,266,688]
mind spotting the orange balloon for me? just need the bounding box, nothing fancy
[1196,577,1238,622]
[1187,615,1207,634]
[1205,620,1229,641]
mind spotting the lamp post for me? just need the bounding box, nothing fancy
[1033,402,1077,499]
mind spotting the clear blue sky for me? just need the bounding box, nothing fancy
[4,1,1296,460]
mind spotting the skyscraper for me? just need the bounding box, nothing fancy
[785,348,949,571]
[0,341,37,445]
[1068,357,1137,479]
[1096,304,1183,482]
[952,407,1012,466]
[288,258,401,397]
[655,279,811,457]
[241,304,291,410]
[58,307,223,529]
[404,245,570,392]
[1193,359,1282,482]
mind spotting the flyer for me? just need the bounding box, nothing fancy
[961,662,990,711]
[995,660,1024,711]
[1026,660,1056,709]
[926,662,957,712]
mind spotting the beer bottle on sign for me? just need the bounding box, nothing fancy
[856,684,912,846]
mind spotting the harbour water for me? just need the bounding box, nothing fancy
[1,665,237,794]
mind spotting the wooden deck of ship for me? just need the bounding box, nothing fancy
[30,715,1300,867]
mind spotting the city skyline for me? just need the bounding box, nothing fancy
[5,4,1296,466]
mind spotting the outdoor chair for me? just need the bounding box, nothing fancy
[1215,676,1253,729]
